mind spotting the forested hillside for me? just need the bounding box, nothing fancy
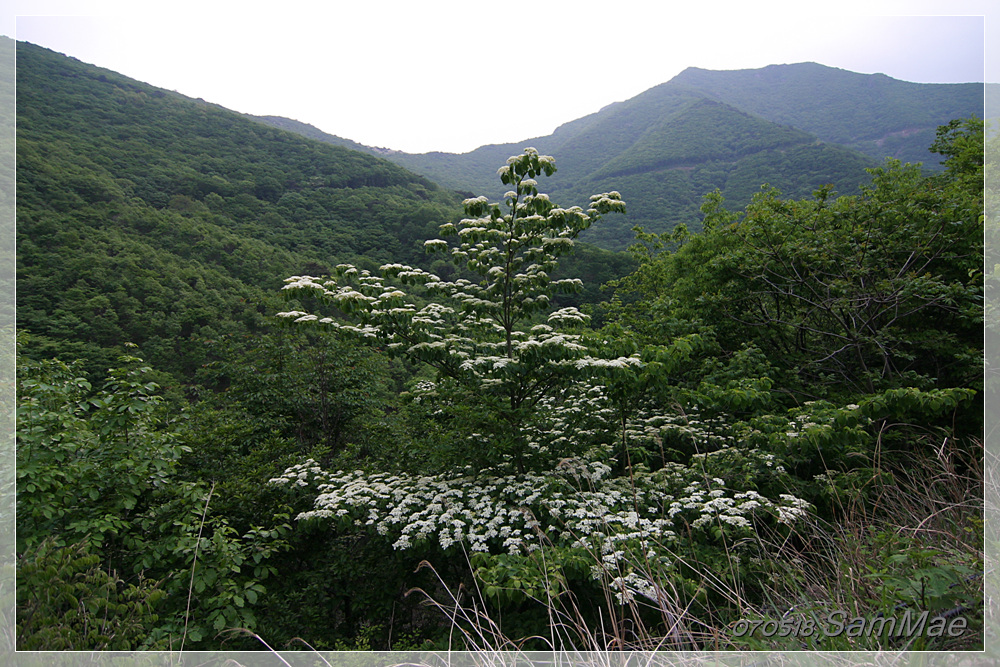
[14,40,463,384]
[533,98,877,248]
[255,62,984,249]
[669,62,985,165]
[15,39,985,654]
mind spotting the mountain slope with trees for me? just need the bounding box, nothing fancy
[669,62,985,164]
[256,62,984,249]
[15,41,465,382]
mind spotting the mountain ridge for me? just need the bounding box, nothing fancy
[253,61,984,248]
[665,61,985,163]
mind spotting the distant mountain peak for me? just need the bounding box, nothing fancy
[249,59,982,249]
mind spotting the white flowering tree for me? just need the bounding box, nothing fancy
[279,148,625,472]
[272,149,823,646]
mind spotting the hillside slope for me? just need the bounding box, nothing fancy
[256,62,984,249]
[16,41,464,381]
[669,62,984,165]
[536,96,876,248]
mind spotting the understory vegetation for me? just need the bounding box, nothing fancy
[15,117,985,653]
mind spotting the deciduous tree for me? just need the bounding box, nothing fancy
[279,148,625,471]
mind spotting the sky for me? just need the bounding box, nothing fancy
[1,0,995,154]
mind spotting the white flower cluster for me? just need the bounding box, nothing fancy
[631,410,736,453]
[573,355,642,371]
[272,458,659,554]
[606,571,664,605]
[547,307,590,325]
[775,494,812,524]
[269,448,811,557]
[268,459,327,488]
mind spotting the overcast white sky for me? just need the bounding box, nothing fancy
[2,0,994,154]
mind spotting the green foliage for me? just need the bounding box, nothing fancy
[930,116,985,193]
[17,539,166,650]
[191,329,403,460]
[176,327,413,544]
[136,490,291,649]
[865,535,980,620]
[473,549,575,606]
[16,348,293,650]
[731,526,982,652]
[609,119,984,401]
[15,39,985,649]
[16,348,190,552]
